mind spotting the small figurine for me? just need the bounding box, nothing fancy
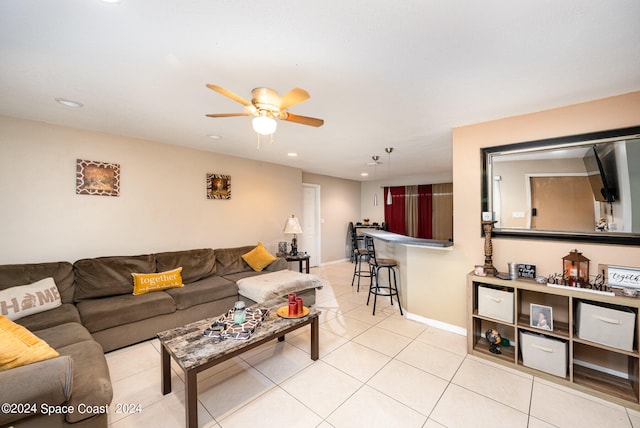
[485,328,502,354]
[596,217,608,232]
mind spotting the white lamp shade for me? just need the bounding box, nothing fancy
[252,115,277,135]
[283,215,303,234]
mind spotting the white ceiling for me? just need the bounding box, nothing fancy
[1,0,639,182]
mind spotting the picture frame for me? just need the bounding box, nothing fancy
[530,303,553,331]
[206,173,231,199]
[76,159,120,196]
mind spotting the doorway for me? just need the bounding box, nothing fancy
[301,183,321,267]
[529,175,595,231]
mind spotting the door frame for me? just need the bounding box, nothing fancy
[302,183,321,267]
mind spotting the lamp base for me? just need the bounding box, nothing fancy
[290,236,298,256]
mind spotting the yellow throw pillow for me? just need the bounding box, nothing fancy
[0,315,59,371]
[132,267,184,295]
[242,242,277,272]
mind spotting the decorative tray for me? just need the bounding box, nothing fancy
[276,306,310,319]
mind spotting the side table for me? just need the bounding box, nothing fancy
[285,254,310,273]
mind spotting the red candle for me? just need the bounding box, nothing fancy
[288,301,297,316]
[288,293,297,304]
[296,297,303,315]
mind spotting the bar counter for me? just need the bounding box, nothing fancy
[362,229,453,249]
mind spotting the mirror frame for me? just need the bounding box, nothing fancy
[481,126,640,246]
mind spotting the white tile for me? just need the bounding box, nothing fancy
[452,357,532,413]
[243,341,314,383]
[327,385,427,428]
[320,313,373,339]
[106,341,161,382]
[286,326,349,358]
[351,325,412,357]
[219,387,322,427]
[530,380,632,427]
[430,384,528,428]
[367,359,448,416]
[376,315,428,339]
[108,391,215,428]
[343,304,389,324]
[197,363,275,421]
[415,325,468,355]
[396,340,464,381]
[280,360,362,418]
[323,341,391,382]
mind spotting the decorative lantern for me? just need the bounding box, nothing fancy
[562,249,590,287]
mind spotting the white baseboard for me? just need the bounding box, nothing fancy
[405,312,467,336]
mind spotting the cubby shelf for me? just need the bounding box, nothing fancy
[468,273,640,408]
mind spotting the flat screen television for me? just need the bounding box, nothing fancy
[583,145,616,203]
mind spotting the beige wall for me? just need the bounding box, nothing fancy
[302,172,361,263]
[0,116,303,263]
[439,91,640,329]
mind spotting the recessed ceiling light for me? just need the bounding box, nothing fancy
[207,134,221,140]
[360,172,369,177]
[287,153,298,157]
[99,0,121,3]
[55,98,83,108]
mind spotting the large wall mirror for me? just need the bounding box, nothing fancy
[482,126,640,245]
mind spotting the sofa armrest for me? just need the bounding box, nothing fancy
[0,356,72,426]
[265,258,287,272]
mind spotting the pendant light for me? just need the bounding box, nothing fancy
[372,155,380,206]
[385,147,393,205]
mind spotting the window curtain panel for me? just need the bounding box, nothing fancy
[384,186,406,235]
[406,185,419,237]
[417,184,432,239]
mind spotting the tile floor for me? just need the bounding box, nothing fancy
[105,262,640,427]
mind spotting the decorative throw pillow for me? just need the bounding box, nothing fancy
[132,267,184,295]
[0,277,62,321]
[242,242,277,272]
[0,315,59,371]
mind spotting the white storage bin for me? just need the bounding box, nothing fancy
[477,285,514,323]
[576,301,636,351]
[520,331,568,378]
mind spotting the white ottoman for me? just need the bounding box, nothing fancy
[237,270,324,305]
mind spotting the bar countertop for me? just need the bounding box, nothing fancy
[362,229,453,249]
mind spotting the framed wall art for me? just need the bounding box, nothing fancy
[530,303,553,331]
[207,173,231,199]
[76,159,120,196]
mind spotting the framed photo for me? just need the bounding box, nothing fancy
[76,159,120,196]
[530,304,553,331]
[207,174,231,199]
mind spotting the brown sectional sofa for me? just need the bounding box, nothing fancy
[0,245,288,428]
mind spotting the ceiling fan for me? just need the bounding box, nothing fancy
[205,84,324,136]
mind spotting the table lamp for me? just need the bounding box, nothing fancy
[283,214,303,256]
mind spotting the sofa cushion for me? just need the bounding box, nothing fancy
[74,254,156,300]
[164,275,237,310]
[0,315,59,371]
[132,267,183,295]
[0,277,62,320]
[16,303,81,332]
[76,291,176,333]
[214,245,255,275]
[242,242,277,272]
[56,340,112,424]
[155,248,217,283]
[34,322,95,349]
[0,261,75,304]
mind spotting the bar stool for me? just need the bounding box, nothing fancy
[351,229,371,292]
[365,236,403,316]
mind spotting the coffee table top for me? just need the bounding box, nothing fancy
[157,298,319,371]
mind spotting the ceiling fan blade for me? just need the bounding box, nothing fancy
[206,84,252,106]
[281,112,324,127]
[279,88,310,110]
[206,112,251,118]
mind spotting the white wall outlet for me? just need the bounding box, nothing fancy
[512,211,525,218]
[482,212,494,221]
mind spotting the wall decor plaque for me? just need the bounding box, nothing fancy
[76,159,120,196]
[207,173,231,199]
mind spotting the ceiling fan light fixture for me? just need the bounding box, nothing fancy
[252,115,277,135]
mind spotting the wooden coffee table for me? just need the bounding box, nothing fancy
[157,300,320,428]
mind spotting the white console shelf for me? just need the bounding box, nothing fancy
[468,273,640,408]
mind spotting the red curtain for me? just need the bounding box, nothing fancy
[418,184,432,239]
[384,185,433,238]
[384,186,406,235]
